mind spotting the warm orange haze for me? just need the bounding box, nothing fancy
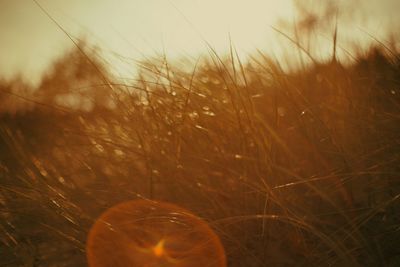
[1,0,399,85]
[1,0,400,266]
[0,0,295,85]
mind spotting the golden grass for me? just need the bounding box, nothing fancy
[0,34,399,266]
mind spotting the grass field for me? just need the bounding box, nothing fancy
[1,28,400,266]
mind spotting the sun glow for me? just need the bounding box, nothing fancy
[84,0,296,81]
[3,0,397,84]
[151,0,296,53]
[90,0,295,52]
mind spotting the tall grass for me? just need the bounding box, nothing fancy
[0,33,400,266]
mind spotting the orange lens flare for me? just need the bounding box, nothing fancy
[153,239,165,258]
[86,200,226,267]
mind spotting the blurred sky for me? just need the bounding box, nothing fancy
[0,0,399,85]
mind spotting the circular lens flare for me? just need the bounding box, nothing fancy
[86,200,226,267]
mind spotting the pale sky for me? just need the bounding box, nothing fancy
[0,0,399,85]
